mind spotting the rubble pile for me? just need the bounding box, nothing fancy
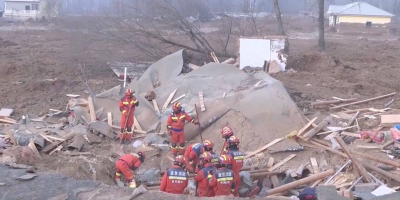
[1,49,400,199]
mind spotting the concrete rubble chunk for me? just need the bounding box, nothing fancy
[15,173,37,181]
[67,135,85,152]
[88,121,115,139]
[47,193,69,200]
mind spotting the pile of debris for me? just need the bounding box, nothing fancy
[1,49,400,199]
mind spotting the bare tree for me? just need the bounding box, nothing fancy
[101,0,234,59]
[41,0,63,22]
[273,0,285,35]
[318,0,325,51]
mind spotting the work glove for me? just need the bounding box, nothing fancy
[167,130,172,136]
[193,120,199,125]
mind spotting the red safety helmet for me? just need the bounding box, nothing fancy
[125,88,133,96]
[221,126,233,139]
[218,155,232,166]
[138,151,145,162]
[174,155,186,167]
[228,136,240,146]
[200,152,213,163]
[203,140,214,151]
[172,102,182,113]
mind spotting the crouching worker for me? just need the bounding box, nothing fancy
[209,155,236,196]
[115,152,145,188]
[194,152,216,197]
[160,155,189,194]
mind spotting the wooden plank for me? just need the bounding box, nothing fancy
[316,125,357,135]
[310,158,319,174]
[45,135,65,141]
[268,154,296,172]
[268,157,275,168]
[162,89,177,111]
[152,99,160,114]
[331,93,396,110]
[134,116,143,131]
[88,96,96,122]
[311,98,357,106]
[335,136,372,183]
[271,175,281,188]
[244,138,284,159]
[199,92,205,112]
[0,118,16,124]
[107,112,112,126]
[381,115,400,127]
[223,92,227,98]
[170,94,186,104]
[65,94,80,98]
[5,126,16,145]
[28,139,42,159]
[357,145,381,149]
[341,132,361,138]
[39,134,55,144]
[297,117,318,136]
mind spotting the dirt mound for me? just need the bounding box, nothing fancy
[0,37,17,48]
[287,52,341,72]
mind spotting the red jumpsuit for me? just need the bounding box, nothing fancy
[115,153,142,181]
[167,111,194,155]
[221,140,229,155]
[209,167,236,196]
[184,143,203,172]
[119,95,138,140]
[228,149,244,197]
[194,163,216,197]
[160,165,188,194]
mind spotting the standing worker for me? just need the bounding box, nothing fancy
[115,152,145,188]
[194,152,216,197]
[184,142,203,172]
[167,102,199,156]
[220,126,235,155]
[227,136,244,197]
[209,155,236,196]
[119,89,139,143]
[160,155,189,194]
[203,140,219,165]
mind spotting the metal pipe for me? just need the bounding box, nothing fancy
[324,160,352,185]
[347,176,363,191]
[123,67,127,88]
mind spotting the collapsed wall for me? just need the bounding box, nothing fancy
[93,50,306,151]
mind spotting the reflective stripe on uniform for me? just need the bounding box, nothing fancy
[171,146,177,149]
[234,156,244,160]
[122,110,127,114]
[179,115,185,119]
[217,177,233,181]
[191,119,195,123]
[207,174,213,179]
[169,176,188,180]
[178,146,185,149]
[167,125,172,128]
[123,102,129,105]
[116,172,121,176]
[172,117,178,120]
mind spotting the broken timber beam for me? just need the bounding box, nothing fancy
[335,136,372,183]
[331,93,396,110]
[351,150,400,168]
[244,138,284,159]
[5,126,16,146]
[266,169,335,196]
[88,96,96,122]
[268,154,296,172]
[312,98,357,107]
[249,171,282,178]
[171,94,186,104]
[162,89,177,112]
[297,117,317,136]
[107,112,112,126]
[134,116,143,131]
[152,99,160,114]
[198,92,205,111]
[302,117,330,141]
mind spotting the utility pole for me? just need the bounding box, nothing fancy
[318,0,325,51]
[273,0,285,35]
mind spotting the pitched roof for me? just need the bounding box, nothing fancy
[327,1,394,17]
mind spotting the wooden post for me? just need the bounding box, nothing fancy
[88,96,96,122]
[335,136,372,183]
[331,93,396,110]
[107,112,112,126]
[5,126,16,146]
[152,99,160,114]
[297,117,318,136]
[267,169,335,196]
[162,89,177,111]
[311,98,357,106]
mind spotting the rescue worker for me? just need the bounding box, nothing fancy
[203,139,219,165]
[227,136,244,197]
[209,155,236,196]
[167,102,199,156]
[119,89,139,143]
[115,152,145,188]
[184,142,203,172]
[194,152,216,197]
[220,126,234,155]
[160,155,189,194]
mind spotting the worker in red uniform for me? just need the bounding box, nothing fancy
[115,152,145,188]
[203,140,219,165]
[184,142,203,172]
[167,102,199,156]
[220,126,235,155]
[227,136,244,197]
[119,89,139,143]
[209,155,236,196]
[194,152,216,197]
[160,155,189,194]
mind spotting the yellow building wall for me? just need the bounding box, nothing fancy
[339,15,391,24]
